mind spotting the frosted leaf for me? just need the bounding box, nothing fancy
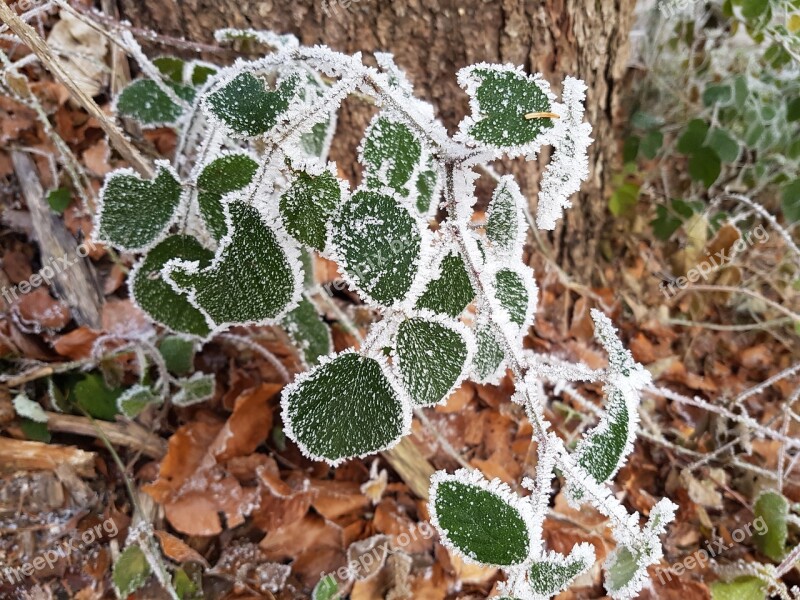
[604,498,677,599]
[172,372,216,407]
[415,246,475,318]
[152,56,185,82]
[281,294,332,367]
[204,71,299,137]
[113,545,151,598]
[130,235,213,337]
[535,77,593,230]
[165,199,303,334]
[414,156,441,216]
[280,350,411,466]
[330,189,425,307]
[214,28,299,51]
[486,176,527,257]
[117,385,161,418]
[96,162,183,253]
[391,312,474,407]
[360,114,422,198]
[190,62,217,86]
[428,469,538,568]
[295,72,337,158]
[374,52,415,96]
[471,320,506,384]
[456,64,556,157]
[115,79,194,126]
[280,164,344,251]
[158,336,195,375]
[484,264,538,343]
[568,310,651,495]
[197,153,259,242]
[12,393,47,423]
[527,544,595,598]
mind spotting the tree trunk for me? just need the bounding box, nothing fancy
[118,0,635,280]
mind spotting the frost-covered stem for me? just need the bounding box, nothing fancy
[733,362,800,405]
[721,193,800,268]
[646,384,800,449]
[217,333,292,384]
[441,164,644,543]
[671,284,800,322]
[310,285,364,343]
[413,407,473,471]
[777,543,800,578]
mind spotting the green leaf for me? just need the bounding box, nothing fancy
[153,56,185,83]
[781,179,800,222]
[472,321,505,383]
[703,84,732,107]
[676,119,709,154]
[312,574,340,600]
[98,163,183,252]
[331,190,422,307]
[173,567,203,600]
[605,547,639,596]
[393,316,471,406]
[191,63,217,87]
[651,205,682,240]
[486,176,525,256]
[639,130,663,159]
[282,295,332,367]
[609,182,639,217]
[197,153,258,242]
[459,65,554,151]
[688,147,721,187]
[623,136,640,163]
[20,418,50,442]
[429,469,532,567]
[281,352,410,465]
[206,71,298,137]
[113,545,152,598]
[73,374,121,421]
[361,115,422,197]
[173,373,216,407]
[710,576,768,600]
[116,79,195,125]
[493,267,535,331]
[166,200,302,332]
[415,251,475,318]
[414,163,439,215]
[158,336,195,376]
[131,235,214,337]
[707,128,740,163]
[753,490,788,561]
[117,384,161,418]
[47,187,71,213]
[528,545,595,597]
[741,0,768,19]
[787,98,800,122]
[280,167,342,251]
[576,387,631,484]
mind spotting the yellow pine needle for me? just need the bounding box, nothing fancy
[524,111,560,120]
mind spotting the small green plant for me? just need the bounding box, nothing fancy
[97,30,676,598]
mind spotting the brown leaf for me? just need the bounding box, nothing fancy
[51,326,100,359]
[14,287,71,331]
[211,383,281,462]
[154,530,209,566]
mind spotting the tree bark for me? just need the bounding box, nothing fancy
[118,0,635,280]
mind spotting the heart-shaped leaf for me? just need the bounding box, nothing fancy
[281,351,411,466]
[458,64,555,154]
[486,176,526,256]
[331,190,424,306]
[281,295,332,367]
[205,71,299,137]
[165,200,302,333]
[528,545,595,597]
[429,469,535,567]
[116,79,195,126]
[415,249,475,318]
[130,235,214,337]
[117,385,161,418]
[280,166,342,251]
[361,115,422,198]
[97,163,183,252]
[197,153,259,241]
[392,314,472,406]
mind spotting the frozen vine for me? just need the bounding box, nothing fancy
[91,31,676,599]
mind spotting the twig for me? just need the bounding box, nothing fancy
[0,1,154,176]
[776,543,800,578]
[0,436,96,477]
[216,332,292,384]
[670,284,800,322]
